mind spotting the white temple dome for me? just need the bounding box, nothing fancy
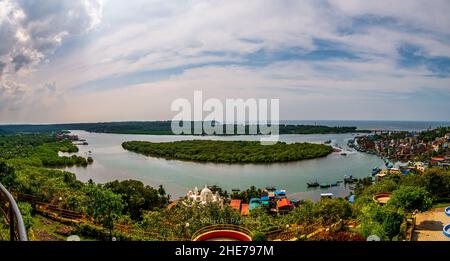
[200,185,213,203]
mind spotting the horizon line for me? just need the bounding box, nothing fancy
[1,119,450,126]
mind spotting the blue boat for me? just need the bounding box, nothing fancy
[274,190,286,196]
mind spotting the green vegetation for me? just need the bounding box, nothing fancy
[0,133,169,240]
[285,198,353,226]
[388,186,432,212]
[0,121,370,135]
[357,202,405,240]
[83,183,124,236]
[122,140,333,163]
[0,133,89,168]
[351,168,449,240]
[105,180,170,220]
[230,186,262,203]
[1,131,449,241]
[252,232,267,241]
[418,127,450,142]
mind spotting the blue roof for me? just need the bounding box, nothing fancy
[249,198,261,211]
[274,191,286,195]
[349,195,355,203]
[261,196,269,201]
[250,198,261,202]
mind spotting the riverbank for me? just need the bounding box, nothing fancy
[62,131,384,199]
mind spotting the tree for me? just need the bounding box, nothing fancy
[0,160,17,189]
[105,180,168,220]
[314,198,353,225]
[84,184,124,237]
[357,203,404,241]
[388,186,432,212]
[252,232,267,241]
[285,200,315,225]
[422,168,450,198]
[381,207,404,240]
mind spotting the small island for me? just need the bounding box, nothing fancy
[122,140,334,163]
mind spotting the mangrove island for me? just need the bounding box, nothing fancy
[122,140,334,163]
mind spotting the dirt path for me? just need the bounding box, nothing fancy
[412,207,450,241]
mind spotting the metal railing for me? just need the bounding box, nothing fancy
[0,183,28,241]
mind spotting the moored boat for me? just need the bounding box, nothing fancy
[344,174,356,183]
[320,193,333,199]
[307,181,319,187]
[320,183,331,188]
[372,167,381,176]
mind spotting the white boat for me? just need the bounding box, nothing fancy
[320,193,333,199]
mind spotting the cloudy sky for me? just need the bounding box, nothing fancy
[0,0,449,123]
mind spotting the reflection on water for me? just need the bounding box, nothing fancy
[62,130,384,200]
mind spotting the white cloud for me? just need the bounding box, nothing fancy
[1,0,450,122]
[0,0,103,120]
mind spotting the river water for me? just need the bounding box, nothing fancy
[61,130,385,200]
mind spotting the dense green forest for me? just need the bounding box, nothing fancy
[0,134,169,224]
[122,140,334,163]
[0,134,89,167]
[0,121,370,135]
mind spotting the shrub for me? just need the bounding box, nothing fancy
[252,232,267,241]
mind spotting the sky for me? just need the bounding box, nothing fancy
[0,0,450,124]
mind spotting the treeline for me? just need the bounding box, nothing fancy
[0,133,170,237]
[418,127,450,142]
[122,140,334,163]
[208,185,262,203]
[0,134,90,167]
[0,121,370,135]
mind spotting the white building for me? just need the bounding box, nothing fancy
[186,185,223,205]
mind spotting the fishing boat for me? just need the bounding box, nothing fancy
[307,181,319,187]
[344,174,356,183]
[324,140,332,144]
[320,183,331,188]
[340,152,347,156]
[331,182,338,187]
[372,167,381,176]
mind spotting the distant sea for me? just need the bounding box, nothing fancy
[282,120,450,132]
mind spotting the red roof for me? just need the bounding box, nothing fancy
[167,200,178,209]
[277,198,294,209]
[240,204,249,216]
[431,157,445,161]
[230,199,241,211]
